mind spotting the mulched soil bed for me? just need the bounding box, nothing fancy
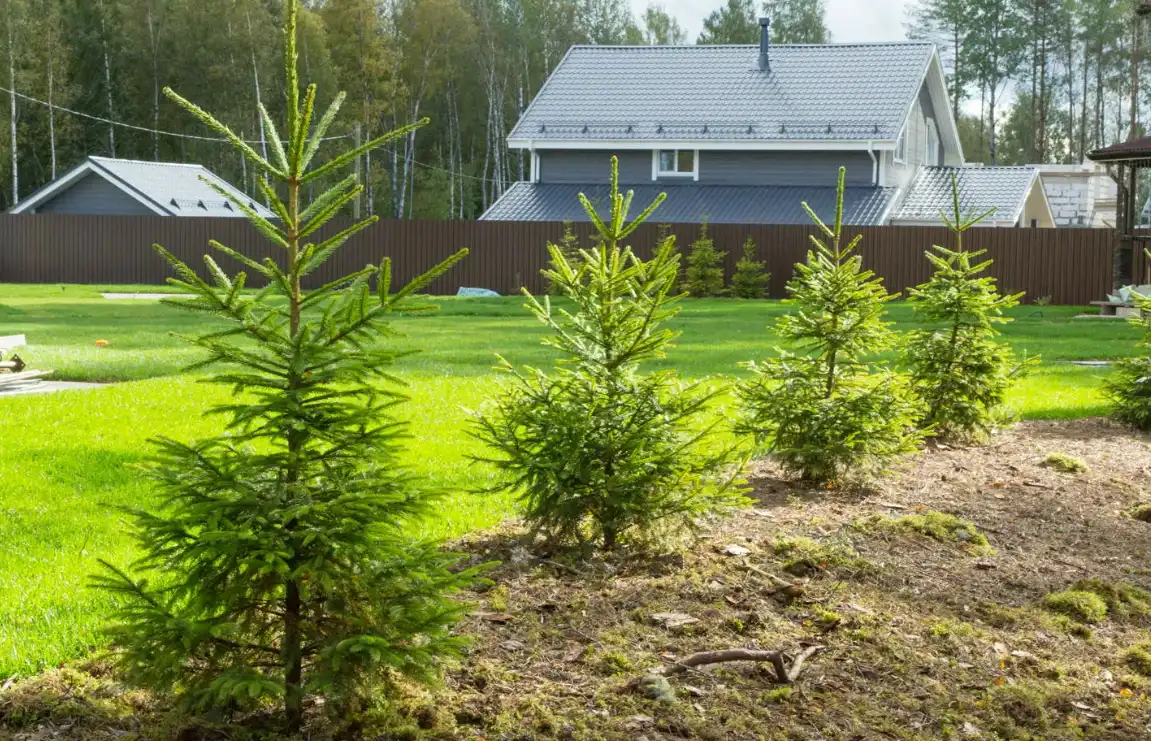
[4,418,1151,740]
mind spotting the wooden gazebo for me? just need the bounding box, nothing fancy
[1088,135,1151,289]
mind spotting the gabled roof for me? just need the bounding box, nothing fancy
[891,166,1047,226]
[508,42,937,145]
[11,156,273,217]
[480,182,897,226]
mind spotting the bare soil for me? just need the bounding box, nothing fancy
[4,418,1151,740]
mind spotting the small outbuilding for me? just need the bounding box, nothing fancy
[9,156,271,218]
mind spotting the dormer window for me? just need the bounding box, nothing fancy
[894,125,907,163]
[925,118,940,165]
[656,149,696,177]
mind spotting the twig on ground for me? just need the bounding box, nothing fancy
[534,556,582,576]
[656,645,824,684]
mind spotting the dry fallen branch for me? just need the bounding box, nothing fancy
[656,645,824,684]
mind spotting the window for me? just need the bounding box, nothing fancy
[656,149,696,177]
[894,125,907,163]
[926,118,940,165]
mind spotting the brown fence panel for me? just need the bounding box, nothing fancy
[0,214,1120,305]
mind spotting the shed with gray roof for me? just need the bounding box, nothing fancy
[10,156,271,218]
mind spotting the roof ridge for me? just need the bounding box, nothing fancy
[569,41,934,50]
[89,156,204,169]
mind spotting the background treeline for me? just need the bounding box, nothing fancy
[0,0,1147,218]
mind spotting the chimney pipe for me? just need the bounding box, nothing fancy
[758,17,771,72]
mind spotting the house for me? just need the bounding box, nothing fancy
[482,19,1054,228]
[1035,161,1117,228]
[9,156,271,218]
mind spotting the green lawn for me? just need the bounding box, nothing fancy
[0,284,1141,678]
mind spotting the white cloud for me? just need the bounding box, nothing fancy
[634,0,912,44]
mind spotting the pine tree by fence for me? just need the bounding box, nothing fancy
[730,237,771,299]
[903,174,1034,441]
[681,221,726,297]
[1107,250,1151,430]
[736,168,923,483]
[473,158,748,551]
[92,2,485,732]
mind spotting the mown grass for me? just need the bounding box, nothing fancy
[0,284,1140,677]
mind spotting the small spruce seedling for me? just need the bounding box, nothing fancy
[737,167,923,482]
[1106,250,1151,430]
[473,157,748,550]
[903,172,1034,441]
[93,1,483,732]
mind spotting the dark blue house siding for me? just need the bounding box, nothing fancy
[699,151,874,186]
[538,149,876,187]
[538,150,651,184]
[31,173,155,216]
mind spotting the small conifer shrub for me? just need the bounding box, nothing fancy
[736,168,923,482]
[1106,254,1151,430]
[903,173,1034,441]
[473,158,748,550]
[92,2,484,732]
[547,221,582,295]
[730,236,770,299]
[681,220,726,297]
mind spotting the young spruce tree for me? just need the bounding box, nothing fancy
[737,168,923,482]
[730,236,770,299]
[681,220,726,297]
[473,158,748,551]
[1107,251,1151,430]
[93,2,483,731]
[903,174,1032,441]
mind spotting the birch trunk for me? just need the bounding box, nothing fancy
[148,5,159,160]
[7,2,16,206]
[98,0,115,157]
[247,11,268,163]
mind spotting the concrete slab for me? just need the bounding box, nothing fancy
[0,380,107,397]
[102,293,183,300]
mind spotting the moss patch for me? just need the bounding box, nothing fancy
[771,535,869,577]
[1043,452,1089,473]
[860,511,995,556]
[1125,642,1151,677]
[1044,589,1109,623]
[1070,579,1151,621]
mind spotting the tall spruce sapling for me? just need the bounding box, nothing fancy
[92,1,484,732]
[472,157,748,551]
[730,236,770,299]
[1107,250,1151,430]
[681,220,726,297]
[736,168,923,483]
[903,174,1033,441]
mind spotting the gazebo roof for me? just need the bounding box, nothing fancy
[1088,136,1151,164]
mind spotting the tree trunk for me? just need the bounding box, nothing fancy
[98,0,115,157]
[7,1,16,206]
[247,11,268,163]
[47,51,55,179]
[148,6,160,160]
[1131,17,1141,141]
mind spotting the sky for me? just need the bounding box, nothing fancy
[636,0,913,44]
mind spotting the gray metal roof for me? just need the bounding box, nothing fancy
[508,43,936,144]
[12,156,273,217]
[480,182,897,225]
[891,166,1041,225]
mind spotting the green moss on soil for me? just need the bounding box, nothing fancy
[771,535,869,577]
[1044,589,1109,623]
[1043,452,1089,473]
[860,511,995,556]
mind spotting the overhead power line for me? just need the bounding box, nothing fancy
[0,83,513,188]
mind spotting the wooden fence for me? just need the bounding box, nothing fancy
[0,214,1140,305]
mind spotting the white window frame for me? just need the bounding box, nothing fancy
[925,118,940,166]
[893,123,907,164]
[653,149,699,181]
